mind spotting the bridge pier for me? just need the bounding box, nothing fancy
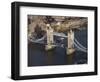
[67,29,75,55]
[45,24,55,50]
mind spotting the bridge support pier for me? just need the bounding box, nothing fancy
[67,29,75,55]
[45,24,55,51]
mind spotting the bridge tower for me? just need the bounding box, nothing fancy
[67,29,75,55]
[45,24,54,50]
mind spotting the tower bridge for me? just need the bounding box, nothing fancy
[29,24,87,55]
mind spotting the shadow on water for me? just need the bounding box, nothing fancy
[66,54,74,65]
[45,49,75,65]
[46,50,54,65]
